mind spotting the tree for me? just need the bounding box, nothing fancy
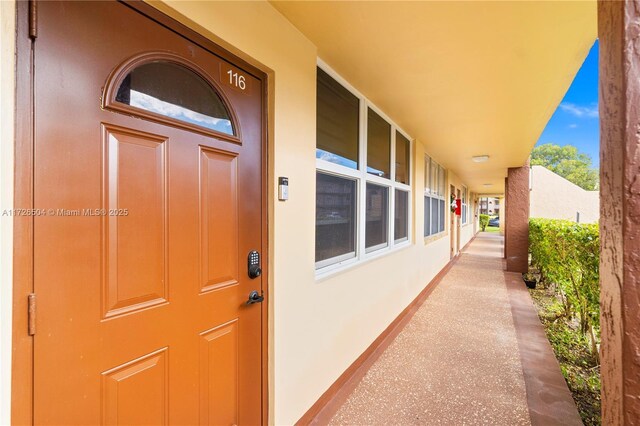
[530,143,599,190]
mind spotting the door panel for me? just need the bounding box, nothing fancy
[102,125,168,318]
[199,321,240,425]
[200,148,239,293]
[102,348,169,425]
[33,2,264,424]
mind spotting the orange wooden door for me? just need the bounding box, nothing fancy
[33,2,265,424]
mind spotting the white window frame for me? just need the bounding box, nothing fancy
[314,170,360,270]
[423,155,446,239]
[315,59,413,278]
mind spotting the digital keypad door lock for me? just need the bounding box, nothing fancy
[248,250,262,279]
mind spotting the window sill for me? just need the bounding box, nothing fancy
[423,231,447,245]
[315,240,413,282]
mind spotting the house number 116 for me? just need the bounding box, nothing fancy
[227,69,246,90]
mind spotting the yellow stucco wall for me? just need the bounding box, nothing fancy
[149,1,477,423]
[0,1,477,422]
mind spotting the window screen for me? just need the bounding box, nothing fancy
[395,189,409,241]
[365,183,389,250]
[367,109,391,178]
[395,132,410,184]
[315,172,357,265]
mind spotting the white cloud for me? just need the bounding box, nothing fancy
[559,102,599,118]
[316,150,358,169]
[568,123,578,129]
[129,90,233,134]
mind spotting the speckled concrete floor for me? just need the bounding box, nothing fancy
[329,234,531,425]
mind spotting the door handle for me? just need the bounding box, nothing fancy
[246,290,264,305]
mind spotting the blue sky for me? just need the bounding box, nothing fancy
[535,40,599,167]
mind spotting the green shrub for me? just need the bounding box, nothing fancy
[529,218,600,355]
[479,214,489,231]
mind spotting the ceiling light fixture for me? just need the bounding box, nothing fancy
[472,155,490,163]
[483,183,493,187]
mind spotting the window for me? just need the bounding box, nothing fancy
[367,109,391,178]
[315,65,412,272]
[115,61,234,135]
[315,172,357,267]
[424,156,446,237]
[316,68,359,169]
[395,131,410,185]
[462,186,468,225]
[394,189,409,242]
[365,183,389,251]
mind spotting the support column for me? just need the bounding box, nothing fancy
[599,1,640,423]
[505,164,529,273]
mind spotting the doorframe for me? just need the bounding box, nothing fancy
[11,1,271,423]
[456,187,461,255]
[449,184,456,259]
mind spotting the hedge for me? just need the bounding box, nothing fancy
[479,214,489,231]
[529,218,599,340]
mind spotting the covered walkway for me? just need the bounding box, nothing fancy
[326,233,581,425]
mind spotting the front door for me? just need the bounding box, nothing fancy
[456,188,461,253]
[33,2,265,424]
[450,185,456,258]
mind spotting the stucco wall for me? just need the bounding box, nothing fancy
[530,165,599,223]
[599,1,640,422]
[449,175,475,250]
[0,1,477,423]
[0,1,15,423]
[0,1,476,423]
[506,165,530,273]
[152,3,476,423]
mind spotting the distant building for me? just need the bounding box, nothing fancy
[479,197,500,216]
[530,165,599,223]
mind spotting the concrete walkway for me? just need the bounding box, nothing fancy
[327,233,581,426]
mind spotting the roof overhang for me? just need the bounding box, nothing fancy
[270,0,597,194]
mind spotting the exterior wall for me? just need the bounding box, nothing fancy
[530,165,599,223]
[0,1,479,423]
[153,3,476,424]
[499,197,506,234]
[150,4,316,423]
[448,174,475,250]
[488,198,499,215]
[479,197,500,216]
[598,0,640,423]
[0,1,15,423]
[505,164,530,273]
[460,216,475,246]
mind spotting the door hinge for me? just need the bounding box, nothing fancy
[28,0,37,40]
[28,293,36,336]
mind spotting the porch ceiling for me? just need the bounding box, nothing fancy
[270,0,597,194]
